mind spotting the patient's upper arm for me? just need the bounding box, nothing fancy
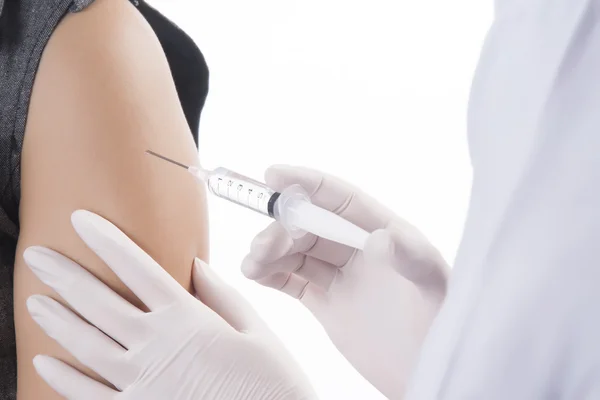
[13,0,209,398]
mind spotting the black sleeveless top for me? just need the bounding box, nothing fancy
[0,1,209,398]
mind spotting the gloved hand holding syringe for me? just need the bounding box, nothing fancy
[146,150,370,250]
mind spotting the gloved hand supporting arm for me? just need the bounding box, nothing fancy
[24,211,317,400]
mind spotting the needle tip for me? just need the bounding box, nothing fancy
[145,150,190,169]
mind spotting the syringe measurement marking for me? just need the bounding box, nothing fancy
[227,179,233,203]
[248,188,254,209]
[211,174,273,215]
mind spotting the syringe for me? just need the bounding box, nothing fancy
[146,150,370,250]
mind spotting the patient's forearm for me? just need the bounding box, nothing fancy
[12,0,208,398]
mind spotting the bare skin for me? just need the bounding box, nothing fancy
[13,0,209,398]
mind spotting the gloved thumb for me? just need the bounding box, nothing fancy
[192,258,266,333]
[364,227,449,298]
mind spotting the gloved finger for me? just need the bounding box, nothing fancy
[71,210,191,311]
[249,221,355,267]
[265,164,391,232]
[192,259,266,333]
[33,355,118,400]
[24,246,146,349]
[364,228,449,295]
[256,272,312,300]
[27,295,139,390]
[242,253,338,292]
[248,222,293,263]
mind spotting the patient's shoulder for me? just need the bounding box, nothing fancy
[41,0,167,89]
[25,0,197,156]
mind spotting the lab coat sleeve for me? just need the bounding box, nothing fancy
[405,4,600,399]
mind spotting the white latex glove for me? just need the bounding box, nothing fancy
[23,210,317,400]
[242,165,450,399]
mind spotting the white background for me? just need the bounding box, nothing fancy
[148,1,492,398]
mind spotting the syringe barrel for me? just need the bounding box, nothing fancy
[206,167,278,216]
[189,166,367,249]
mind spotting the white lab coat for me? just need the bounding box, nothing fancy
[405,1,600,398]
